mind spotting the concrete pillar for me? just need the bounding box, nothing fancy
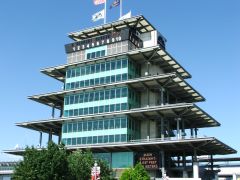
[210,155,214,171]
[193,149,199,179]
[177,156,180,167]
[52,106,55,118]
[147,61,150,75]
[194,128,198,138]
[167,120,170,138]
[176,118,181,139]
[58,133,62,144]
[161,87,164,105]
[190,128,194,138]
[233,173,237,180]
[48,129,53,142]
[161,151,165,178]
[147,119,150,140]
[166,91,169,104]
[39,132,42,148]
[181,119,185,138]
[60,105,63,117]
[193,162,199,178]
[161,118,164,140]
[183,153,188,178]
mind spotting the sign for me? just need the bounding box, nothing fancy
[65,28,143,54]
[135,152,159,170]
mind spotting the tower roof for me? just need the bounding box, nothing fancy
[68,15,165,41]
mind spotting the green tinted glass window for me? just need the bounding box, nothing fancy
[72,138,76,145]
[104,119,109,129]
[104,135,108,143]
[88,121,92,131]
[86,65,90,75]
[109,135,114,143]
[115,118,120,128]
[83,122,87,131]
[77,137,81,145]
[78,122,82,132]
[109,119,114,129]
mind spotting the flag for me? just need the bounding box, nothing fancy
[110,0,120,9]
[93,0,106,5]
[92,9,105,22]
[119,11,131,20]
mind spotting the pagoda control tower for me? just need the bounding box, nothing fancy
[5,15,236,179]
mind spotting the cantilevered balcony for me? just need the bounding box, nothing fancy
[28,73,202,110]
[15,103,219,136]
[40,45,191,82]
[4,137,236,156]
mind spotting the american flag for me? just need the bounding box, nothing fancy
[110,0,120,9]
[93,0,106,5]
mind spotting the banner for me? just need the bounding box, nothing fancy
[119,11,131,20]
[92,9,105,22]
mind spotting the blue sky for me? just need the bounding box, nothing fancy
[0,0,240,161]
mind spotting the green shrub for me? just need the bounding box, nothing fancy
[120,163,150,180]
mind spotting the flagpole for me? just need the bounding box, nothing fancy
[104,0,107,24]
[120,0,122,18]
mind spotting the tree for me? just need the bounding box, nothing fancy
[95,159,113,180]
[120,163,150,180]
[67,150,94,180]
[132,163,150,180]
[13,141,70,180]
[119,168,134,180]
[13,142,112,180]
[68,150,113,180]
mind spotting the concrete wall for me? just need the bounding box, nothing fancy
[140,120,158,139]
[139,30,158,48]
[141,91,160,107]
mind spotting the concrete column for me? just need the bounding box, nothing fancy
[39,132,42,148]
[194,128,198,138]
[190,128,194,138]
[48,129,53,142]
[233,173,237,180]
[58,133,62,144]
[210,155,214,171]
[193,149,199,179]
[177,156,180,167]
[52,106,55,118]
[176,118,181,139]
[161,151,165,178]
[161,118,164,140]
[166,91,169,104]
[181,119,185,138]
[183,153,188,178]
[193,162,199,178]
[147,88,150,106]
[147,119,150,140]
[167,120,170,138]
[161,87,164,105]
[147,62,150,75]
[60,105,63,117]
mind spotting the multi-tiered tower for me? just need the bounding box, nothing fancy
[6,15,236,179]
